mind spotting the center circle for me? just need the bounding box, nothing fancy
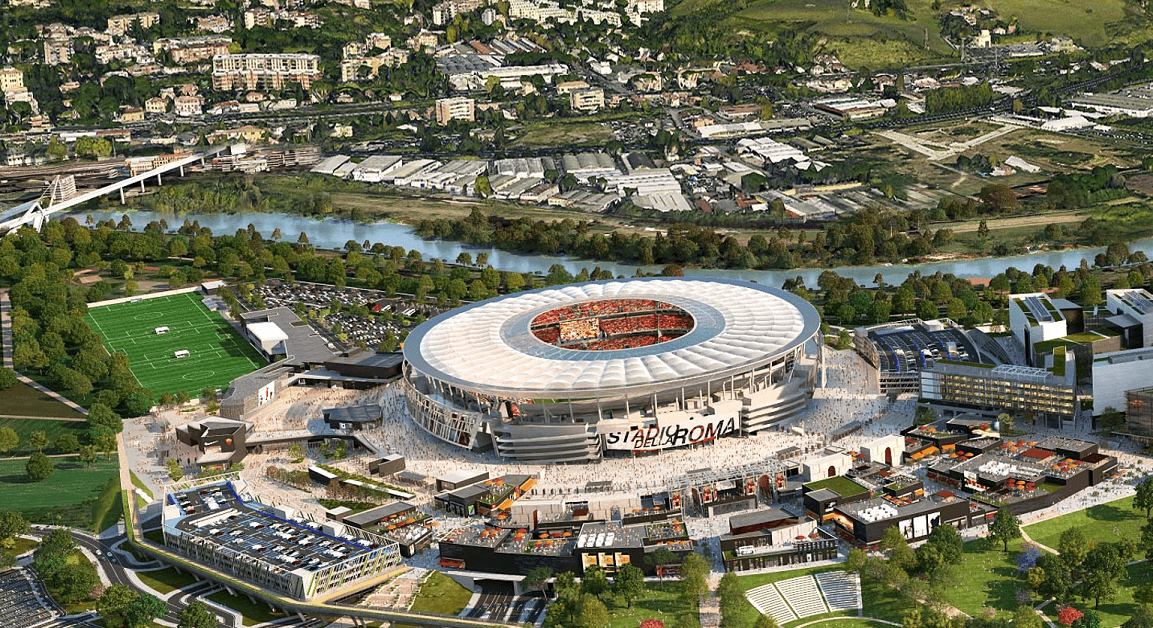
[133,312,164,320]
[182,370,214,381]
[529,299,695,351]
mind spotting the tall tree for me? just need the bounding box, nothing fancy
[178,600,217,628]
[1135,477,1153,519]
[582,564,609,600]
[0,427,18,456]
[1080,543,1128,609]
[990,508,1022,552]
[524,566,552,599]
[614,563,645,609]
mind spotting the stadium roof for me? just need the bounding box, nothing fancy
[403,278,820,397]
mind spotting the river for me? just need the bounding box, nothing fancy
[65,209,1153,287]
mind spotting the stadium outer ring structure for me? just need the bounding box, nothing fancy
[401,277,823,463]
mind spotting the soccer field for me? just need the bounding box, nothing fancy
[84,292,266,397]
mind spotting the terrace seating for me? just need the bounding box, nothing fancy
[775,574,829,618]
[815,571,862,612]
[745,583,797,625]
[0,569,56,628]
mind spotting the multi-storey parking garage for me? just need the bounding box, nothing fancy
[402,278,823,463]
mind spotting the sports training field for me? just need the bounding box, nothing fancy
[84,292,266,397]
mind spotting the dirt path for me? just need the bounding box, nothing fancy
[949,213,1084,234]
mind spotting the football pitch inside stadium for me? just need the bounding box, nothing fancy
[84,292,266,397]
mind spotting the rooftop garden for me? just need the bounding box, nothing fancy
[804,476,869,498]
[938,359,994,368]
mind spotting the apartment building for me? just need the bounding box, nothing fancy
[569,88,605,112]
[42,39,74,65]
[107,12,160,36]
[212,54,321,92]
[0,67,24,95]
[434,96,476,125]
[154,36,232,64]
[174,95,204,116]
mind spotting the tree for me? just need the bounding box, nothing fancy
[1058,607,1084,626]
[881,525,917,572]
[98,583,138,628]
[646,547,678,583]
[0,427,18,456]
[91,426,118,459]
[754,615,781,628]
[125,593,167,627]
[1125,604,1153,628]
[53,562,99,604]
[524,566,552,599]
[166,458,184,482]
[28,430,48,453]
[614,563,644,608]
[1059,528,1088,572]
[88,403,123,434]
[78,445,98,467]
[178,600,217,628]
[998,413,1014,434]
[55,433,80,454]
[990,508,1022,552]
[582,564,609,600]
[0,511,29,548]
[1080,543,1128,609]
[679,553,710,607]
[1135,477,1153,519]
[26,452,54,482]
[1014,605,1043,628]
[0,368,17,390]
[577,594,610,628]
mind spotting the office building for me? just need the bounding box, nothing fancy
[161,479,401,601]
[920,362,1077,425]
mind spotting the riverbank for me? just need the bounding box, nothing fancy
[65,207,1153,289]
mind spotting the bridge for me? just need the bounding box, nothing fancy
[0,146,228,233]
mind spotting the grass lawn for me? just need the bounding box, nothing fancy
[0,381,86,418]
[136,566,200,595]
[84,292,266,397]
[90,476,123,534]
[1023,495,1143,552]
[206,590,287,626]
[0,417,89,456]
[143,528,164,545]
[130,470,153,500]
[515,121,614,147]
[8,536,39,555]
[939,538,1026,618]
[600,581,701,628]
[0,456,119,529]
[394,571,473,628]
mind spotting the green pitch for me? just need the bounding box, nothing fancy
[84,292,266,397]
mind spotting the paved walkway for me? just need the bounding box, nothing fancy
[0,414,86,421]
[1020,528,1059,555]
[1,289,13,369]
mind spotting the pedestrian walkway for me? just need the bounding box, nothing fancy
[1,289,13,370]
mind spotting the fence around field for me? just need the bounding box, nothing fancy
[86,286,202,309]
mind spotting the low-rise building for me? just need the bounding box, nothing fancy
[174,95,204,116]
[569,88,605,112]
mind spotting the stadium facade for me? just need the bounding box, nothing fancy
[401,278,823,463]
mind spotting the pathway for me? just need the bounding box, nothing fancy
[0,414,86,421]
[1020,528,1059,555]
[792,618,900,628]
[1,289,12,369]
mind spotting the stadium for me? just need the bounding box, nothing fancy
[402,277,824,463]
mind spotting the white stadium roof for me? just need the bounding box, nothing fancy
[403,278,820,397]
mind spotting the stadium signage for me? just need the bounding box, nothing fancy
[604,413,738,451]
